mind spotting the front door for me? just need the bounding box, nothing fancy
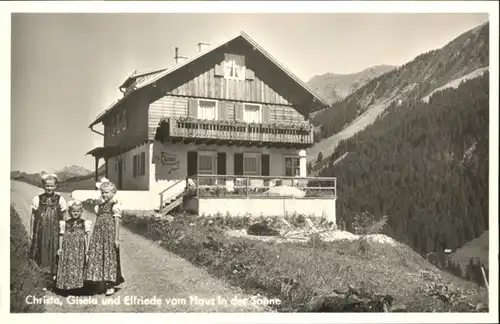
[117,159,123,190]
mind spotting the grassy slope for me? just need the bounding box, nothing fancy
[119,212,488,312]
[451,231,489,272]
[10,205,46,313]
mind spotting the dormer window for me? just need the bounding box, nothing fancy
[224,53,245,81]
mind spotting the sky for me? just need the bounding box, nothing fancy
[11,12,489,173]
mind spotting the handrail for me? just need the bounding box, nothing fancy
[158,179,185,196]
[159,179,185,207]
[194,174,337,181]
[190,174,337,199]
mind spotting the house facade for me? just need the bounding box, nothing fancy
[79,32,337,220]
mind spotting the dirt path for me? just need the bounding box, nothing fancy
[10,180,269,313]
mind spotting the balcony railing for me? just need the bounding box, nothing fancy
[165,117,314,145]
[186,174,337,199]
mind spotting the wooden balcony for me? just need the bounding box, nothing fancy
[157,117,314,148]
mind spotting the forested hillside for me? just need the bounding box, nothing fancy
[318,72,489,256]
[311,22,489,144]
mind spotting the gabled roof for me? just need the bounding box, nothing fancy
[90,31,329,127]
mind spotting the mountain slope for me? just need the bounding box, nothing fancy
[308,21,489,165]
[56,165,92,178]
[307,64,397,105]
[11,165,104,191]
[317,72,489,257]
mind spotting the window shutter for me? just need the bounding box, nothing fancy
[234,103,244,121]
[140,152,146,176]
[187,99,198,118]
[217,152,227,175]
[218,102,227,121]
[214,63,224,77]
[187,151,198,177]
[133,155,137,178]
[261,105,270,124]
[245,68,255,81]
[261,154,270,176]
[234,153,243,176]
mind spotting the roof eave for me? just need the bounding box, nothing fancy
[119,78,134,90]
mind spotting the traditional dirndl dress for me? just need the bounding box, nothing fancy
[29,193,66,275]
[84,199,125,286]
[56,218,92,290]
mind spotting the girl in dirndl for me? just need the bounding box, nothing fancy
[56,200,92,293]
[29,173,68,288]
[85,178,125,296]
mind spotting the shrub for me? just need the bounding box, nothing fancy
[10,204,46,313]
[352,211,389,235]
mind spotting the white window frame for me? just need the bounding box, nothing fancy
[243,103,262,123]
[197,99,218,120]
[284,155,300,177]
[243,153,261,176]
[197,151,217,175]
[224,54,246,81]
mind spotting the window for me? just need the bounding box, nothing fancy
[198,100,217,120]
[111,115,117,136]
[121,110,127,131]
[243,103,261,123]
[133,152,146,178]
[110,110,127,136]
[198,152,216,175]
[116,113,122,133]
[243,153,260,175]
[285,156,300,177]
[224,54,245,80]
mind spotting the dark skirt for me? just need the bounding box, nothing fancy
[56,232,86,290]
[84,214,124,286]
[29,208,60,275]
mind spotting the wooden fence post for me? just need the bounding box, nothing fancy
[481,265,489,291]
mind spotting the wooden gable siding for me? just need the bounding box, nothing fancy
[103,91,149,147]
[150,38,313,108]
[148,95,306,140]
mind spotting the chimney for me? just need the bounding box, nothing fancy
[197,42,210,53]
[174,47,187,64]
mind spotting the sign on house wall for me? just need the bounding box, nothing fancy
[153,151,181,174]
